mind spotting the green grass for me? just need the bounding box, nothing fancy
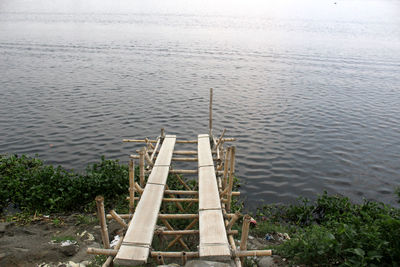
[51,235,77,243]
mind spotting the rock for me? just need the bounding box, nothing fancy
[59,244,79,257]
[0,252,8,260]
[0,222,13,233]
[185,260,235,267]
[258,256,277,267]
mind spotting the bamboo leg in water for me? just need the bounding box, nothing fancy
[95,196,110,249]
[222,147,231,190]
[227,146,236,212]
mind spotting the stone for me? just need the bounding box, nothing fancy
[258,256,277,267]
[59,244,79,257]
[184,260,235,267]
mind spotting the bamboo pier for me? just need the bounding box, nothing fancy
[87,89,272,266]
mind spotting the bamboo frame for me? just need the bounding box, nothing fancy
[161,219,190,250]
[102,234,124,267]
[95,196,110,249]
[123,138,236,143]
[139,148,145,187]
[226,146,236,212]
[150,137,161,162]
[227,211,241,230]
[106,213,238,220]
[129,159,135,214]
[109,210,128,228]
[167,218,198,249]
[165,185,185,212]
[240,215,251,265]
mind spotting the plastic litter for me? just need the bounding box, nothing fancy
[265,234,274,241]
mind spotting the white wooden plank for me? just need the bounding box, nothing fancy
[115,136,176,265]
[199,210,230,259]
[198,166,221,210]
[147,166,170,185]
[198,135,213,167]
[154,135,176,166]
[197,134,230,260]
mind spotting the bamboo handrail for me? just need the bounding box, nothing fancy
[123,138,236,143]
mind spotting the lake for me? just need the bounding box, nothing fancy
[1,0,399,208]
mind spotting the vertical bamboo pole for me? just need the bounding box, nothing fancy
[209,88,213,136]
[227,146,236,212]
[161,128,165,143]
[95,196,110,249]
[240,215,251,265]
[182,251,187,265]
[139,148,145,187]
[222,147,231,190]
[129,159,135,214]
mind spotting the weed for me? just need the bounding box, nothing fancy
[51,235,76,243]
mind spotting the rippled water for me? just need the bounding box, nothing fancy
[1,0,399,208]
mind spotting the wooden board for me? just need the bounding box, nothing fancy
[197,134,230,260]
[147,166,170,185]
[198,135,214,167]
[115,136,176,266]
[154,135,176,166]
[198,166,221,210]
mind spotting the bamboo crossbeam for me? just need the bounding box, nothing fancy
[161,219,189,250]
[234,250,272,257]
[87,247,117,256]
[165,185,185,212]
[109,210,128,228]
[88,248,272,258]
[227,211,241,230]
[156,229,238,235]
[167,218,198,249]
[169,169,198,174]
[106,213,238,220]
[130,155,203,162]
[124,138,236,144]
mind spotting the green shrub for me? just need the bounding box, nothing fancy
[273,192,400,266]
[0,154,129,213]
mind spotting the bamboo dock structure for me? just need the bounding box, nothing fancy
[87,89,272,266]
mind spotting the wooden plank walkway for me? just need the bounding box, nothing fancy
[114,135,176,265]
[197,134,231,260]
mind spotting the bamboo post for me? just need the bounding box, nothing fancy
[227,146,236,212]
[95,196,110,249]
[129,159,135,214]
[223,147,231,190]
[109,210,128,228]
[240,215,251,265]
[139,148,145,187]
[144,148,154,166]
[161,128,165,143]
[182,251,187,265]
[209,88,213,136]
[157,254,165,265]
[102,234,124,267]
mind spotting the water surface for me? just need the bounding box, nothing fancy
[1,0,399,208]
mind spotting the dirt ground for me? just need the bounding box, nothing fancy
[0,213,121,267]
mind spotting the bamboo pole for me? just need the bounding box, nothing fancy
[223,147,231,190]
[150,137,161,162]
[227,211,241,230]
[215,128,226,149]
[123,138,236,143]
[165,185,185,212]
[144,149,154,166]
[102,235,124,267]
[139,148,145,187]
[226,146,236,212]
[182,251,187,266]
[109,210,128,228]
[150,251,199,258]
[134,182,144,194]
[106,213,237,220]
[129,159,135,214]
[87,247,117,256]
[175,174,192,190]
[209,88,213,136]
[240,215,251,265]
[161,219,190,250]
[169,169,197,175]
[234,250,272,257]
[157,254,165,265]
[157,229,238,235]
[95,196,110,249]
